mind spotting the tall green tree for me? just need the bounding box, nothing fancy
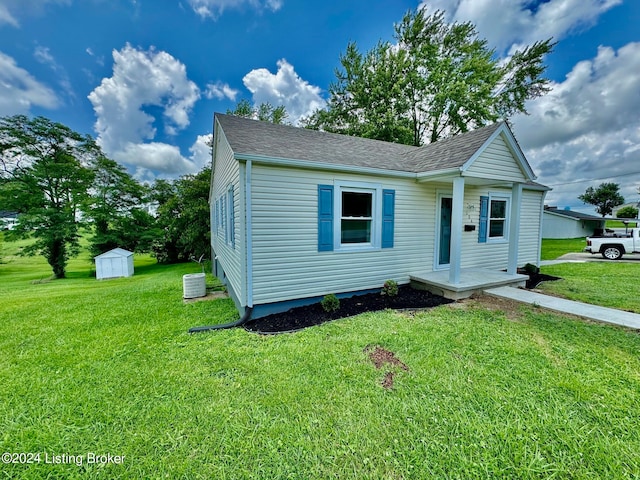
[227,99,289,124]
[84,155,155,256]
[578,183,625,217]
[305,8,554,146]
[151,166,211,264]
[0,115,97,278]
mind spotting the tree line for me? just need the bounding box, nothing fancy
[0,115,210,278]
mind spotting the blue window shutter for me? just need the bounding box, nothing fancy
[318,185,334,252]
[478,196,489,243]
[381,189,395,248]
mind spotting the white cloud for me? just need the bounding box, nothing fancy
[0,51,59,115]
[242,59,325,124]
[188,0,282,20]
[0,5,19,27]
[512,42,640,210]
[88,44,201,175]
[420,0,621,53]
[205,81,239,101]
[0,0,71,28]
[123,134,212,181]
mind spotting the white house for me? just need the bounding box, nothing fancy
[95,248,134,280]
[210,114,549,318]
[542,207,606,239]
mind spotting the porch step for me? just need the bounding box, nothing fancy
[410,269,528,300]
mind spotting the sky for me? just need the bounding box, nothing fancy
[0,0,639,213]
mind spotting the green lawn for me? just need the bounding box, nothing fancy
[606,220,638,228]
[539,262,640,313]
[540,237,587,260]
[2,241,640,478]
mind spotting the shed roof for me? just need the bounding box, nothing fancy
[95,248,134,259]
[214,113,535,178]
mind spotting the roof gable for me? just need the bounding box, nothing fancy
[95,248,133,259]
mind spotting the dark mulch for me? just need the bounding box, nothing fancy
[244,286,452,334]
[244,273,561,334]
[524,272,561,289]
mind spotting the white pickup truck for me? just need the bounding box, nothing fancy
[585,228,640,260]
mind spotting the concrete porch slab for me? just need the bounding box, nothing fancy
[410,269,528,300]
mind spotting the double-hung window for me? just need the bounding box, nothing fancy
[318,182,395,252]
[479,194,510,243]
[489,197,508,239]
[340,189,373,245]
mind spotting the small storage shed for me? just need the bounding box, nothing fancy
[95,248,134,280]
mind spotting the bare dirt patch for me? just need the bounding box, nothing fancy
[183,290,228,304]
[364,345,409,390]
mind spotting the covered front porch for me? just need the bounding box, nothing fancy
[409,268,528,300]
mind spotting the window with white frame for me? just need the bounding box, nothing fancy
[489,196,509,240]
[318,182,394,252]
[341,189,373,244]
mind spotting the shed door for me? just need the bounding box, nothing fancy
[102,258,118,278]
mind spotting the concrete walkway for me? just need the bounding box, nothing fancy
[485,286,640,330]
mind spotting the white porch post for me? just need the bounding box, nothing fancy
[507,182,523,275]
[449,176,465,285]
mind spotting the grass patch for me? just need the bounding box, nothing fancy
[539,262,640,313]
[606,220,638,228]
[2,246,640,478]
[541,237,587,260]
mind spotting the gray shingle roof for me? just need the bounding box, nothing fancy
[544,208,604,221]
[215,113,518,175]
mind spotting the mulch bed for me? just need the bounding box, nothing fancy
[524,272,561,289]
[244,286,452,334]
[244,273,561,334]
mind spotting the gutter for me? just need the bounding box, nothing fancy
[188,307,253,334]
[235,153,416,179]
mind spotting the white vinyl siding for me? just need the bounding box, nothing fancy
[211,122,243,304]
[250,165,433,305]
[465,134,527,183]
[460,186,544,269]
[542,212,603,239]
[518,189,544,265]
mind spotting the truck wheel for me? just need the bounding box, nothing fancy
[601,246,623,260]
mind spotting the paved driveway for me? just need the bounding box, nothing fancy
[542,252,640,265]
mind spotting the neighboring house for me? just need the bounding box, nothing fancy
[542,207,606,239]
[0,211,18,230]
[210,113,549,318]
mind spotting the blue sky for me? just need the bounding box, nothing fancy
[1,0,639,212]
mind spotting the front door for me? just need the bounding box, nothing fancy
[437,196,452,268]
